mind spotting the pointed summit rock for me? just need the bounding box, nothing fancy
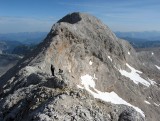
[0,12,160,121]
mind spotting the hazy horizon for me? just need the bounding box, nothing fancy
[0,0,160,33]
[1,30,160,35]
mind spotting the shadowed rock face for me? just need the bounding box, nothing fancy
[58,12,82,24]
[0,12,160,121]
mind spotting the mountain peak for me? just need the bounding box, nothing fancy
[0,12,160,121]
[58,12,100,24]
[58,12,82,24]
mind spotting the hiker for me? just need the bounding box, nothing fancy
[59,69,63,74]
[51,64,55,76]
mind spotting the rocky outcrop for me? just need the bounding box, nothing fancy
[0,12,160,121]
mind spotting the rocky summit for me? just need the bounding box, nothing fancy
[0,12,160,121]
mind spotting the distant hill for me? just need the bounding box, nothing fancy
[0,40,22,53]
[12,44,37,56]
[0,54,21,77]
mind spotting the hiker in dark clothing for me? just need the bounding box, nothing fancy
[59,69,63,74]
[51,64,55,76]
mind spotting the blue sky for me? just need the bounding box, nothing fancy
[0,0,160,33]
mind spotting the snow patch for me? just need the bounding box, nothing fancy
[148,79,157,85]
[128,52,130,55]
[154,103,160,107]
[93,74,98,80]
[119,63,151,87]
[108,56,112,62]
[152,52,154,55]
[89,60,93,65]
[78,74,145,117]
[77,85,84,89]
[155,65,160,70]
[80,75,95,88]
[144,100,150,105]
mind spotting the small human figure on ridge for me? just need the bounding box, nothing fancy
[59,69,63,74]
[51,64,55,76]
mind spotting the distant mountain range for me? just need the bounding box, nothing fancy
[0,32,48,44]
[118,37,160,49]
[0,31,160,55]
[115,31,160,41]
[0,31,160,44]
[115,31,160,48]
[0,40,22,53]
[0,32,47,55]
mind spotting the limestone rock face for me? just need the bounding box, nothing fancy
[0,12,160,121]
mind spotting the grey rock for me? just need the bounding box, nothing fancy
[119,108,144,121]
[0,12,159,121]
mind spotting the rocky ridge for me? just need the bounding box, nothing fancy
[0,12,160,121]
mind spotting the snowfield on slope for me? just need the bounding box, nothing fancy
[119,63,156,87]
[78,74,145,117]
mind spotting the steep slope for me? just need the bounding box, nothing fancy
[0,12,160,121]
